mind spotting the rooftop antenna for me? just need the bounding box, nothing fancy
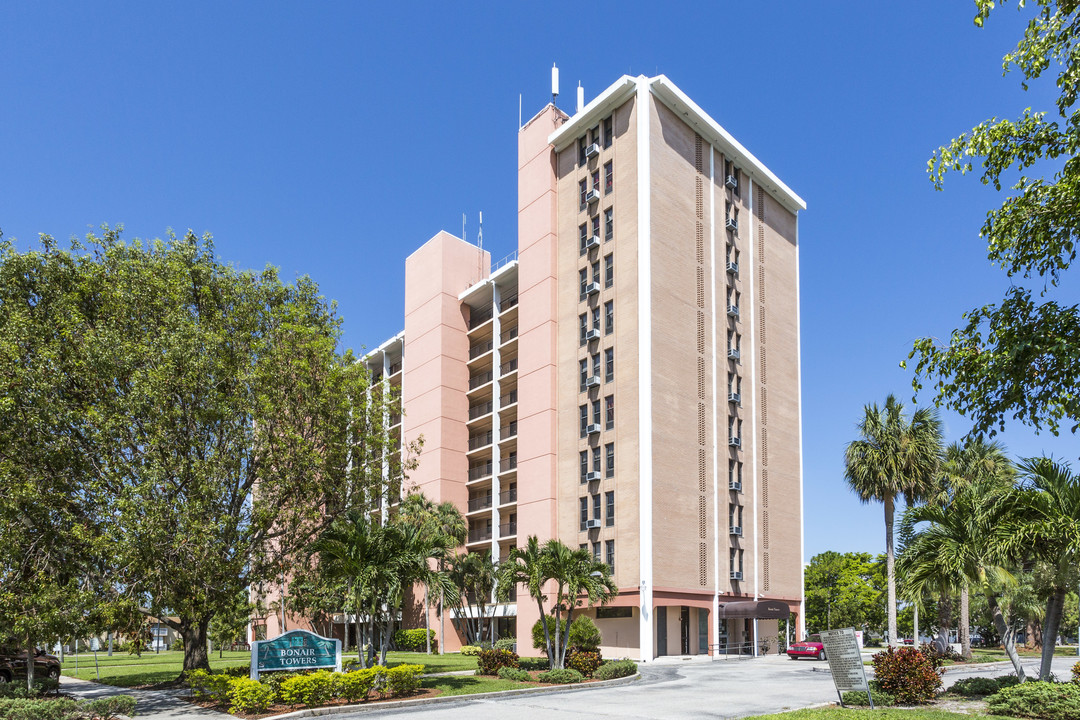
[477,211,483,252]
[551,63,559,107]
[577,82,584,113]
[462,213,466,243]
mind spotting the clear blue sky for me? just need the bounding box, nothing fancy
[2,2,1075,563]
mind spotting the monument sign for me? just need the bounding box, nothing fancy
[250,629,342,681]
[819,627,873,708]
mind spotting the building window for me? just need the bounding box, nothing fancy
[730,548,744,575]
[729,503,743,529]
[592,260,600,285]
[592,398,601,426]
[591,124,600,145]
[592,446,602,473]
[605,301,614,335]
[593,541,602,561]
[603,117,613,148]
[579,268,588,299]
[579,137,588,166]
[605,491,615,527]
[728,459,742,488]
[728,373,741,397]
[592,306,601,331]
[604,161,613,194]
[580,450,589,482]
[605,208,613,241]
[605,395,614,429]
[579,313,588,345]
[592,352,600,379]
[592,493,601,521]
[605,539,615,572]
[580,405,588,437]
[591,214,600,240]
[580,358,589,390]
[579,223,588,256]
[591,169,600,192]
[580,179,587,209]
[605,442,615,477]
[580,497,589,531]
[580,543,587,551]
[604,254,613,288]
[605,348,614,383]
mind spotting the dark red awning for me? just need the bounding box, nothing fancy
[717,600,791,619]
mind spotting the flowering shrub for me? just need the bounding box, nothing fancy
[566,649,603,678]
[476,648,519,676]
[871,646,943,704]
[1072,661,1080,684]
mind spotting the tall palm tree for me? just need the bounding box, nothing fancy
[498,536,554,661]
[1000,458,1080,680]
[844,395,943,648]
[548,542,617,669]
[898,481,1027,680]
[447,551,498,645]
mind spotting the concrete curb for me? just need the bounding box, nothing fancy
[260,672,642,720]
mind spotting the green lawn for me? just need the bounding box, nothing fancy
[745,710,1014,720]
[421,675,529,697]
[61,650,476,688]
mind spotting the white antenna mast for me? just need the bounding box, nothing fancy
[577,82,584,113]
[477,211,483,252]
[551,63,559,107]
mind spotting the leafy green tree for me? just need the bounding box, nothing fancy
[844,395,943,647]
[804,551,885,634]
[447,551,498,647]
[498,537,554,659]
[209,590,251,657]
[907,0,1080,439]
[284,563,349,641]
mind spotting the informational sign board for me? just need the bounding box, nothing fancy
[819,627,872,707]
[250,629,341,681]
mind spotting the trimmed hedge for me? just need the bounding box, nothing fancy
[988,680,1080,720]
[0,695,137,720]
[393,628,436,652]
[228,679,275,714]
[951,675,1018,697]
[537,668,584,684]
[841,688,896,707]
[0,678,59,699]
[460,645,481,656]
[497,666,532,682]
[594,659,637,680]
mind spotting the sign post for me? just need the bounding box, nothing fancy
[819,627,873,709]
[250,629,342,681]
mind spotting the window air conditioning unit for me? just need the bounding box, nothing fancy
[726,305,740,318]
[585,328,601,342]
[586,424,602,435]
[728,392,741,404]
[585,234,601,250]
[725,174,738,190]
[584,376,600,389]
[585,143,601,159]
[729,480,742,492]
[730,571,743,581]
[728,436,742,448]
[730,526,743,537]
[726,261,739,275]
[585,282,600,296]
[725,217,738,232]
[586,189,601,204]
[727,348,740,360]
[586,471,602,483]
[586,519,602,529]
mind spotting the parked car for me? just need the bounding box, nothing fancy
[786,633,826,661]
[0,647,62,682]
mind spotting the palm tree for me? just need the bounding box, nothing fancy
[898,481,1027,680]
[547,541,617,669]
[447,551,498,645]
[1000,458,1080,680]
[498,536,555,661]
[844,394,943,648]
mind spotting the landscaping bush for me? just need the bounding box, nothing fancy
[280,670,338,706]
[498,666,532,682]
[221,664,250,678]
[988,681,1080,720]
[384,664,424,696]
[569,615,602,652]
[339,668,379,702]
[518,657,551,672]
[841,688,896,707]
[187,668,233,702]
[531,616,565,654]
[259,672,290,702]
[951,676,1010,697]
[871,646,944,704]
[0,678,59,699]
[494,636,516,652]
[1073,661,1080,683]
[566,649,603,678]
[476,648,519,676]
[864,637,883,648]
[0,697,80,720]
[228,678,275,714]
[595,659,637,680]
[537,668,585,684]
[920,641,962,663]
[460,645,481,656]
[393,628,436,652]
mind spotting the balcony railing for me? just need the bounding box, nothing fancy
[470,340,494,359]
[468,307,494,329]
[500,293,518,312]
[387,361,402,375]
[468,527,493,543]
[499,390,518,407]
[501,454,518,471]
[499,521,517,536]
[389,414,402,427]
[469,371,493,390]
[468,463,493,481]
[501,487,517,503]
[499,358,518,375]
[468,495,492,512]
[468,431,492,450]
[500,327,518,344]
[469,401,493,420]
[499,421,518,439]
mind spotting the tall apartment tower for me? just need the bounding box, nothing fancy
[359,75,804,661]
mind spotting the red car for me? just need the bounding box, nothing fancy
[786,633,826,660]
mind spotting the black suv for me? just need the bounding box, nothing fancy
[0,647,62,683]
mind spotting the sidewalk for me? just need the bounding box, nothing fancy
[60,676,234,720]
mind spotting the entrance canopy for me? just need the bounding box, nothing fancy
[716,600,790,620]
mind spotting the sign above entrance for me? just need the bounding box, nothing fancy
[249,629,341,681]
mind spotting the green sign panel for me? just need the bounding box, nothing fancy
[250,629,341,680]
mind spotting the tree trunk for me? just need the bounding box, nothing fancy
[538,599,553,666]
[354,588,364,668]
[439,588,445,656]
[885,495,898,648]
[560,608,575,669]
[179,619,211,674]
[25,638,35,692]
[986,589,1025,681]
[1040,587,1067,681]
[960,585,971,660]
[914,603,919,646]
[938,592,953,645]
[424,584,431,654]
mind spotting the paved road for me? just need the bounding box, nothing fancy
[60,675,234,720]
